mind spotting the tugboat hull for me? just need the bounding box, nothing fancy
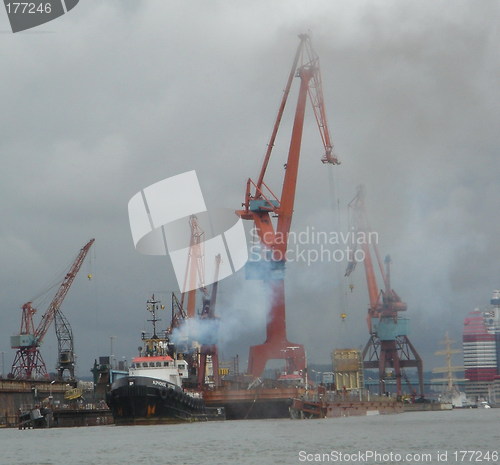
[107,376,224,425]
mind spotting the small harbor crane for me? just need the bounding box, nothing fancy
[10,239,95,379]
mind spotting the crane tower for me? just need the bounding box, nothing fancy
[237,34,339,377]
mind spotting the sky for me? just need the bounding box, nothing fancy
[0,0,498,380]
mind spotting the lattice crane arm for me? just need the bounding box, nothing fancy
[302,36,337,165]
[34,238,95,343]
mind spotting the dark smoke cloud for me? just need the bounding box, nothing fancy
[0,1,498,377]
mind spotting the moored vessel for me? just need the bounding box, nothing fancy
[289,390,404,419]
[106,296,224,424]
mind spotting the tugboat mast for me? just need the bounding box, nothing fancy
[146,295,162,339]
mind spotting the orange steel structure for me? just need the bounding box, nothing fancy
[346,186,423,396]
[10,239,95,379]
[197,254,221,388]
[180,215,206,319]
[174,215,221,388]
[237,34,339,377]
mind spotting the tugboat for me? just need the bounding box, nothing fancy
[106,296,225,424]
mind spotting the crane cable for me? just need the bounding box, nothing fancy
[26,254,81,310]
[326,164,349,320]
[86,242,100,330]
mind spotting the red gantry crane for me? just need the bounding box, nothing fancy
[10,239,95,379]
[237,34,339,378]
[346,186,423,396]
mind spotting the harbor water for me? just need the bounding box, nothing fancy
[1,408,498,465]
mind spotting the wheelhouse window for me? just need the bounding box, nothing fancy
[142,362,148,367]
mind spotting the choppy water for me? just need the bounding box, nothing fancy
[1,409,499,465]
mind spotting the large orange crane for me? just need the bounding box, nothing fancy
[346,186,423,396]
[10,239,95,379]
[237,34,339,378]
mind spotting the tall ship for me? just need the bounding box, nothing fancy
[432,333,468,408]
[106,296,225,424]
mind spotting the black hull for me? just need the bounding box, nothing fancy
[107,376,224,425]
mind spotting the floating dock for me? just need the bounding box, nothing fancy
[203,386,302,420]
[290,395,403,419]
[0,378,112,428]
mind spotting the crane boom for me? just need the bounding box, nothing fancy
[180,215,206,319]
[346,185,383,331]
[240,35,338,260]
[255,34,338,193]
[255,38,303,191]
[34,238,95,343]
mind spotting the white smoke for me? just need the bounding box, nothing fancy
[170,317,219,346]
